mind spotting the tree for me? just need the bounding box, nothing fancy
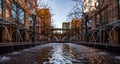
[67,0,83,21]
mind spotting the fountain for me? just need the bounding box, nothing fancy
[62,36,68,41]
[52,36,59,41]
[12,28,25,49]
[0,25,13,53]
[109,26,120,44]
[96,29,109,43]
[49,43,73,64]
[91,31,98,43]
[70,36,76,41]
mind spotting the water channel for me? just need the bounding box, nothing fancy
[0,43,120,64]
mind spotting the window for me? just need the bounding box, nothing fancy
[28,3,32,9]
[0,0,2,18]
[12,3,24,24]
[87,20,92,27]
[0,0,2,8]
[64,24,69,29]
[96,14,100,27]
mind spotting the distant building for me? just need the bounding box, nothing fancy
[71,18,82,35]
[71,18,81,28]
[37,8,52,39]
[37,8,51,26]
[62,22,70,29]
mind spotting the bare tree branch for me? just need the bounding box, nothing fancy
[67,0,83,21]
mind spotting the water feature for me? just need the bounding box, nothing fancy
[48,43,73,64]
[12,28,25,49]
[12,29,23,42]
[70,36,77,41]
[0,56,10,62]
[62,36,68,41]
[0,25,13,53]
[52,36,59,41]
[96,29,108,43]
[0,25,28,53]
[0,43,120,64]
[109,26,120,36]
[109,26,120,43]
[80,34,85,42]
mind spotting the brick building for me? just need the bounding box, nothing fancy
[62,22,70,29]
[71,18,82,35]
[0,0,38,43]
[83,0,120,44]
[37,8,52,41]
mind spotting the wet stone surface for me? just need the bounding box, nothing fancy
[0,43,120,64]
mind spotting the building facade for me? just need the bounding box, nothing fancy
[37,8,52,41]
[83,0,97,13]
[82,0,120,44]
[0,0,38,43]
[62,22,70,29]
[71,18,81,35]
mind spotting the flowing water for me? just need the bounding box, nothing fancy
[0,43,119,64]
[0,25,14,53]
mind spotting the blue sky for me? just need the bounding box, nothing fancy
[44,0,73,28]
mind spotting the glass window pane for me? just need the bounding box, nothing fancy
[0,0,2,18]
[12,3,24,24]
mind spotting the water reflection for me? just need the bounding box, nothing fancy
[48,43,73,64]
[0,43,119,64]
